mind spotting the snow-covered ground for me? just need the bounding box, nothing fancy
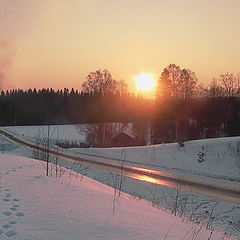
[3,125,86,145]
[3,125,240,184]
[0,154,236,240]
[1,125,240,239]
[70,137,240,184]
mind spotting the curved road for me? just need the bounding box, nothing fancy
[0,128,239,204]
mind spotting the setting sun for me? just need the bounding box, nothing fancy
[134,73,156,92]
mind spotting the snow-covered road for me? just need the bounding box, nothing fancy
[1,128,239,204]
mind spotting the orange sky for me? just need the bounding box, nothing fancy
[0,0,240,94]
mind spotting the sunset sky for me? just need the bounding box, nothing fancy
[0,0,240,93]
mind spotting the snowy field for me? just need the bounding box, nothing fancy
[3,125,240,184]
[3,125,86,145]
[0,154,236,240]
[1,125,240,239]
[70,138,240,185]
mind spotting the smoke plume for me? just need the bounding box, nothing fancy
[0,39,16,89]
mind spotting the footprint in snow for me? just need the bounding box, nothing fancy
[2,212,12,216]
[9,208,17,211]
[12,199,20,202]
[2,198,11,202]
[2,224,10,229]
[15,212,24,217]
[9,221,17,225]
[5,231,17,237]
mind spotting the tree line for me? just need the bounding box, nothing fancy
[154,64,240,143]
[0,87,153,126]
[0,66,240,144]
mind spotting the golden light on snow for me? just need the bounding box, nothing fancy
[131,174,170,187]
[134,73,156,92]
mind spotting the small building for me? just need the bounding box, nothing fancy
[111,126,137,147]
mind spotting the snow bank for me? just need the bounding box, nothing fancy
[3,124,240,183]
[3,125,86,144]
[0,154,235,240]
[70,137,240,183]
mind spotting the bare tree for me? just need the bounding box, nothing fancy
[208,79,224,97]
[82,69,117,96]
[193,83,208,98]
[82,69,129,97]
[208,73,239,98]
[180,69,198,99]
[219,73,237,97]
[116,80,129,96]
[159,64,182,99]
[158,64,198,99]
[111,148,127,213]
[235,72,240,97]
[32,126,63,177]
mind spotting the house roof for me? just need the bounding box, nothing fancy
[111,124,137,140]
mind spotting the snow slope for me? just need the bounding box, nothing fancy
[3,125,86,145]
[0,154,235,240]
[71,137,240,185]
[1,125,240,238]
[3,125,240,184]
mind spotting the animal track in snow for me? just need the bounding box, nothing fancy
[2,198,11,202]
[15,212,24,217]
[9,207,17,211]
[9,221,17,225]
[12,198,20,202]
[5,231,17,237]
[2,224,10,229]
[2,211,12,216]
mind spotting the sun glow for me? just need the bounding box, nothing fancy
[134,73,156,92]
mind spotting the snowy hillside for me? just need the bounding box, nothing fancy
[71,137,240,184]
[1,125,240,239]
[3,125,86,145]
[3,125,240,184]
[0,154,235,240]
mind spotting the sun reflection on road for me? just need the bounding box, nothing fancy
[131,174,170,187]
